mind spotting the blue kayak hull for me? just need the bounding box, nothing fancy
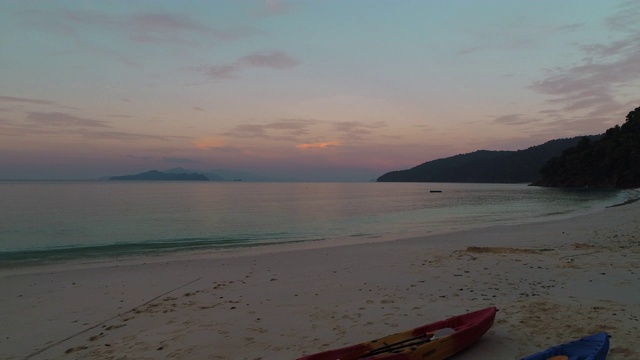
[521,332,609,360]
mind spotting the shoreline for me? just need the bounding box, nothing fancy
[3,193,637,272]
[2,185,636,269]
[607,196,640,207]
[1,201,638,359]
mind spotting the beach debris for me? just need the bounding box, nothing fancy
[64,346,88,354]
[465,246,553,254]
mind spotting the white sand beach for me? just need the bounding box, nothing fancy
[1,201,638,360]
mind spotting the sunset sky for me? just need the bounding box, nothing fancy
[1,1,639,181]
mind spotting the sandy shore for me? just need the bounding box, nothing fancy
[1,201,638,360]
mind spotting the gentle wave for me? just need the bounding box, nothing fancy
[0,182,631,266]
[0,234,321,266]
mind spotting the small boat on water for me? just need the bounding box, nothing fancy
[520,332,609,360]
[297,306,496,360]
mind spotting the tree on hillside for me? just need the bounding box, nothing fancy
[533,107,640,188]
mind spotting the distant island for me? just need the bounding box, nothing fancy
[105,167,287,182]
[163,167,285,182]
[109,170,209,181]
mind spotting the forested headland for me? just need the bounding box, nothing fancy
[379,106,640,189]
[532,107,640,188]
[377,136,600,183]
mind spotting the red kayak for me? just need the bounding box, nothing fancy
[297,306,497,360]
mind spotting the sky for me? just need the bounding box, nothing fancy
[1,0,639,181]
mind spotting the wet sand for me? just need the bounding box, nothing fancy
[1,201,638,359]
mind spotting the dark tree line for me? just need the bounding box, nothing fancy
[532,107,640,188]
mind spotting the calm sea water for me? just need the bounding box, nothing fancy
[0,181,633,265]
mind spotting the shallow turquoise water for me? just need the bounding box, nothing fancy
[0,181,631,264]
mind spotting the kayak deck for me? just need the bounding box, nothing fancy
[297,307,497,360]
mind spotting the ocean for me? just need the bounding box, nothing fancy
[0,181,634,266]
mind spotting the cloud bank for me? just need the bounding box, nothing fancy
[192,50,300,81]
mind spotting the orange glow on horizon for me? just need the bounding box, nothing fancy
[296,141,340,149]
[194,137,226,149]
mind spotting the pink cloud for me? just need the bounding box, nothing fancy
[19,8,257,46]
[296,141,340,149]
[26,112,110,128]
[132,13,209,33]
[192,50,300,81]
[193,64,239,80]
[239,50,300,68]
[605,0,640,33]
[79,131,171,141]
[0,95,78,110]
[0,95,57,106]
[493,114,532,126]
[254,0,292,16]
[194,137,226,149]
[224,119,312,141]
[127,13,256,44]
[332,121,388,141]
[496,3,640,134]
[162,157,199,164]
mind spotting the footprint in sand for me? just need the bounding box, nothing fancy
[65,345,88,353]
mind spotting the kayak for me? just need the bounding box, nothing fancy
[297,306,497,360]
[521,332,609,360]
